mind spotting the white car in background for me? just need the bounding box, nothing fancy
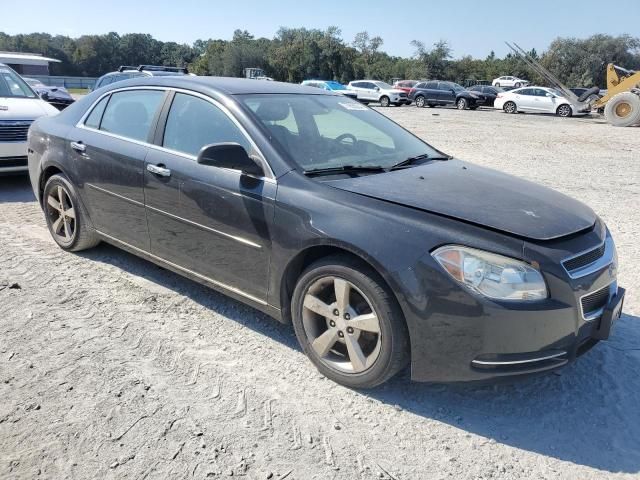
[347,80,411,107]
[492,76,530,88]
[1,63,59,173]
[494,86,585,117]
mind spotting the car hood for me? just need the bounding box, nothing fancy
[324,159,596,241]
[0,97,58,119]
[35,86,74,100]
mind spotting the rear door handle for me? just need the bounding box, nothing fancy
[70,141,86,153]
[146,164,171,177]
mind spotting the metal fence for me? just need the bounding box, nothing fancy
[28,75,97,89]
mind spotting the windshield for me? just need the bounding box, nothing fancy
[450,83,465,92]
[241,94,441,172]
[0,67,37,98]
[373,81,393,90]
[550,88,565,98]
[325,81,346,91]
[24,78,45,87]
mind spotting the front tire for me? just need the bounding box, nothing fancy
[556,104,572,117]
[515,82,522,88]
[503,101,517,114]
[379,96,390,107]
[291,256,409,389]
[495,83,500,88]
[457,98,468,110]
[604,92,640,127]
[43,174,100,252]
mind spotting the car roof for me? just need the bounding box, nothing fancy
[96,75,333,96]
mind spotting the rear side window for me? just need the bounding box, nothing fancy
[84,95,110,129]
[424,81,437,89]
[100,90,165,142]
[163,93,251,156]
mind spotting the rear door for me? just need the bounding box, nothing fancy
[70,88,167,250]
[144,91,275,301]
[422,81,439,102]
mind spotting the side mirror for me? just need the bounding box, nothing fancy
[40,91,49,100]
[545,93,553,97]
[374,86,380,91]
[197,143,264,177]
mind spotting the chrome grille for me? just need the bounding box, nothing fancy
[0,121,32,142]
[580,284,610,320]
[563,243,606,273]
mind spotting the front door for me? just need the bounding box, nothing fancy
[144,92,275,302]
[69,88,167,250]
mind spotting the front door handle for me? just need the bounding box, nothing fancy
[70,141,86,153]
[146,164,171,177]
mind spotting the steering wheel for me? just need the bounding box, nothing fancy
[334,133,358,147]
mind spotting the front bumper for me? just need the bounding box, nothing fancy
[1,142,29,173]
[404,233,623,383]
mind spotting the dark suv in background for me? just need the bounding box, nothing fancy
[409,81,490,110]
[92,65,190,91]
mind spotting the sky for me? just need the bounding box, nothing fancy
[1,0,639,59]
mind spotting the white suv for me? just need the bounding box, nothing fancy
[347,80,411,107]
[492,76,529,88]
[1,63,58,173]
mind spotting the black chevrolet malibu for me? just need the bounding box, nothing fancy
[27,77,625,388]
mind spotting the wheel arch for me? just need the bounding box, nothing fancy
[38,164,65,206]
[278,242,404,327]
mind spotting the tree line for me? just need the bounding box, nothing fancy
[1,29,638,88]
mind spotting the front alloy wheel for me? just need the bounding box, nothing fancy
[457,98,468,110]
[379,96,390,107]
[302,276,382,374]
[291,256,409,388]
[557,104,572,117]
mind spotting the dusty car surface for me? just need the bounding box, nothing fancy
[27,77,624,388]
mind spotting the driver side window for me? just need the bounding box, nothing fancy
[313,108,393,149]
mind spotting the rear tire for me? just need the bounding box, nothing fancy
[379,96,390,107]
[415,95,426,108]
[43,174,100,252]
[604,92,640,127]
[291,255,409,389]
[503,101,517,114]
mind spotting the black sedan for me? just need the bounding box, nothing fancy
[27,77,624,387]
[23,77,75,110]
[467,85,503,107]
[409,81,490,110]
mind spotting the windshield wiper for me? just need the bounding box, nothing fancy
[303,165,386,177]
[390,153,450,170]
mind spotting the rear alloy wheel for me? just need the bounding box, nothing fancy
[556,104,572,118]
[604,91,640,127]
[415,95,426,108]
[457,98,468,110]
[43,174,99,252]
[379,96,390,107]
[291,256,409,388]
[503,101,517,114]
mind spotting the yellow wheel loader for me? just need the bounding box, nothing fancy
[592,64,640,127]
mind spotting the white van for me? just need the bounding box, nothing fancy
[1,63,59,173]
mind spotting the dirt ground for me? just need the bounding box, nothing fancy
[1,106,639,480]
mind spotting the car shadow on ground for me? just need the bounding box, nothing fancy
[80,241,640,475]
[3,177,639,474]
[0,175,36,203]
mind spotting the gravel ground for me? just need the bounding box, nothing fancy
[1,106,639,480]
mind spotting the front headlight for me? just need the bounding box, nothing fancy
[432,245,548,301]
